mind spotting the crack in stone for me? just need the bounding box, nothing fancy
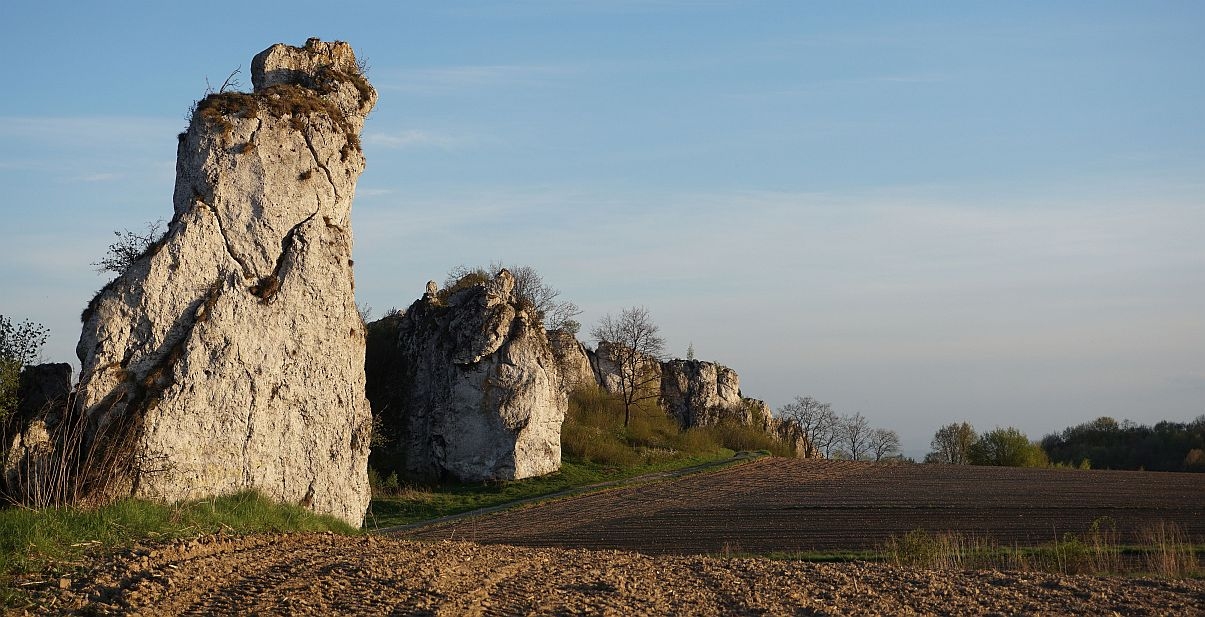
[203,200,255,281]
[241,369,257,485]
[301,130,340,202]
[251,210,319,303]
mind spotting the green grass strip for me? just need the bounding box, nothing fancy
[0,490,358,606]
[366,452,741,529]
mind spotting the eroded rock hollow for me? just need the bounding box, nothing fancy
[72,39,376,524]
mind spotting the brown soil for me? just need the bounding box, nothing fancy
[15,533,1205,616]
[12,458,1205,615]
[404,458,1205,554]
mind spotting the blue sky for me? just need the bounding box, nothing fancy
[1,1,1202,456]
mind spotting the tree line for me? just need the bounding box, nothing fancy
[926,422,1049,467]
[1041,416,1205,472]
[925,417,1205,472]
[777,395,901,461]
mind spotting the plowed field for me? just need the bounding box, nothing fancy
[401,458,1205,554]
[18,459,1205,615]
[25,534,1205,615]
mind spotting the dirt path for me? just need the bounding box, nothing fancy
[18,533,1205,615]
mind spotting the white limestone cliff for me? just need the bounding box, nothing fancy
[72,39,376,525]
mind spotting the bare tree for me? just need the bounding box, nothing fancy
[778,395,836,458]
[927,422,977,464]
[840,412,871,460]
[815,406,841,458]
[591,306,665,427]
[869,428,901,462]
[444,262,582,332]
[356,303,374,323]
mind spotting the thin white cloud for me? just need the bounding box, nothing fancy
[443,0,736,18]
[871,73,948,84]
[362,129,465,150]
[74,172,122,183]
[0,116,180,147]
[726,72,951,102]
[354,188,395,199]
[377,65,576,94]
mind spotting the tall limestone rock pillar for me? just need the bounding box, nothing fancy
[73,40,376,525]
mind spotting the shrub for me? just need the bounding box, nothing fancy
[437,268,491,303]
[0,316,49,420]
[701,422,795,457]
[559,387,795,465]
[969,427,1048,467]
[561,388,640,466]
[92,220,167,276]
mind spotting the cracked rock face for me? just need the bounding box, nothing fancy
[591,341,662,398]
[365,271,566,483]
[547,330,597,394]
[659,359,771,429]
[72,40,375,525]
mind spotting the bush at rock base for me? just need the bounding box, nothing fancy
[561,387,795,466]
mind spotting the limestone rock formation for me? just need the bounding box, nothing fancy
[547,329,597,393]
[1,363,72,501]
[592,341,662,398]
[741,397,775,429]
[659,359,770,428]
[70,40,375,525]
[771,417,813,458]
[365,271,565,482]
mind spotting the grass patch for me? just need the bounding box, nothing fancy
[881,520,1204,578]
[366,454,730,529]
[0,491,357,606]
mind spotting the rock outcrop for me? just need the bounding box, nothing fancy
[365,271,565,482]
[546,331,807,455]
[13,363,72,420]
[70,40,375,525]
[592,341,662,398]
[771,417,813,458]
[659,359,771,429]
[1,363,72,501]
[547,329,597,393]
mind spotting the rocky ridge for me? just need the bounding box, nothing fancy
[551,333,794,445]
[660,359,773,429]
